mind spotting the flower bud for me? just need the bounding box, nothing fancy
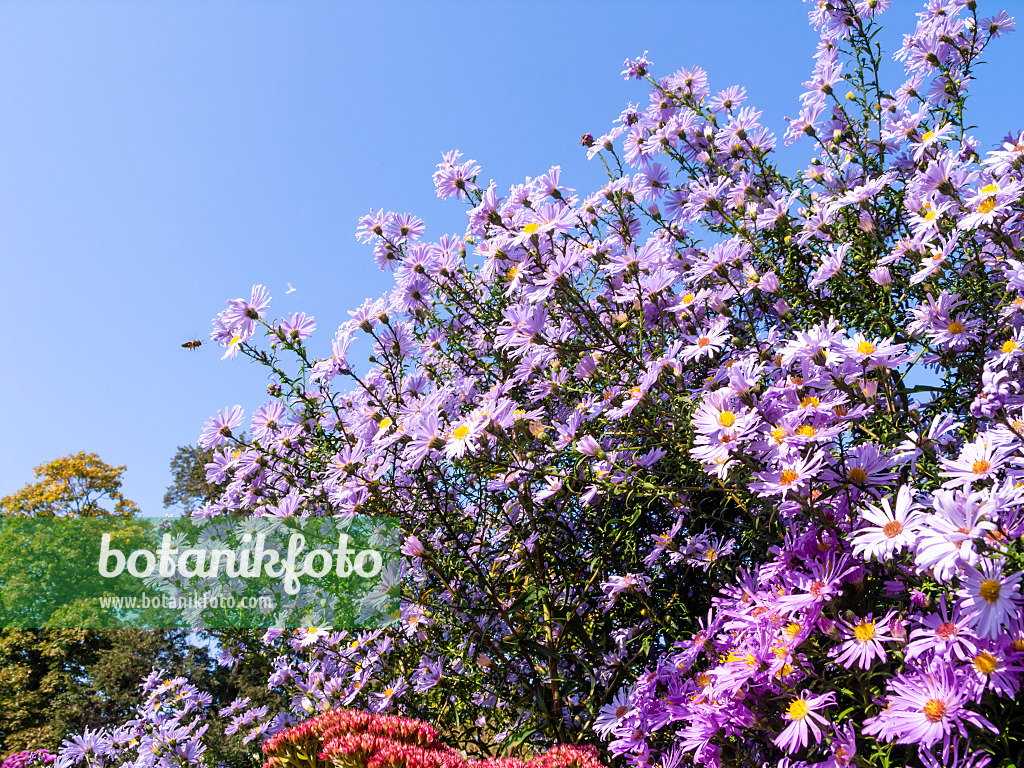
[759,271,780,293]
[576,435,607,460]
[868,266,891,286]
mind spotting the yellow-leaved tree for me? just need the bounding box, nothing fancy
[0,451,138,518]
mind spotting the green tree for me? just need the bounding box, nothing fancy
[0,453,285,763]
[162,444,225,512]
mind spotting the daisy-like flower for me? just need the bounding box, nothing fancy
[851,485,924,562]
[832,611,896,670]
[773,689,836,754]
[939,439,1009,488]
[681,321,730,362]
[903,595,978,663]
[199,405,245,450]
[915,489,996,582]
[443,414,484,459]
[842,332,907,368]
[751,451,824,498]
[957,559,1023,640]
[594,687,634,738]
[862,664,994,751]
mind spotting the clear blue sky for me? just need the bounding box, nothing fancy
[1,2,1021,515]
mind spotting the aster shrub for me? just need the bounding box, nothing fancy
[60,0,1024,766]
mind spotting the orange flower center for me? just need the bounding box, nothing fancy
[882,520,904,538]
[780,469,799,486]
[847,467,867,483]
[972,460,992,475]
[923,699,947,723]
[947,321,964,335]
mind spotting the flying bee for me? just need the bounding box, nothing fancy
[181,339,202,350]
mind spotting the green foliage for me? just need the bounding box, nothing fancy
[163,444,227,513]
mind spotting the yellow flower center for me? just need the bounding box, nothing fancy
[922,130,935,142]
[972,459,992,475]
[797,425,817,438]
[979,579,1001,603]
[973,652,998,675]
[1003,340,1018,354]
[982,183,1000,195]
[800,396,820,408]
[452,425,470,440]
[682,293,696,305]
[976,198,997,214]
[923,699,947,723]
[784,622,801,640]
[853,621,876,643]
[507,265,519,281]
[847,467,867,483]
[523,222,540,234]
[780,469,799,486]
[947,321,964,335]
[787,698,809,721]
[857,340,876,355]
[924,209,938,221]
[718,411,736,427]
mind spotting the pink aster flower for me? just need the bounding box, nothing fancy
[850,485,925,562]
[773,689,836,754]
[957,558,1024,640]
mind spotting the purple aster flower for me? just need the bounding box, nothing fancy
[863,664,994,752]
[276,312,316,344]
[773,689,835,754]
[832,610,896,670]
[958,558,1024,640]
[621,51,652,81]
[221,284,271,337]
[199,405,244,450]
[59,728,111,762]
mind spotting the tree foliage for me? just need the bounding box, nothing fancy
[1,452,138,518]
